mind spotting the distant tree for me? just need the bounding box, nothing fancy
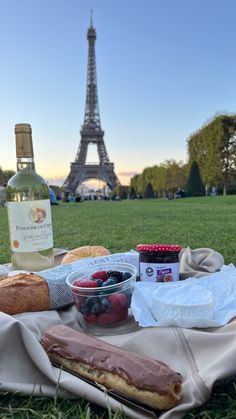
[129,186,136,199]
[120,189,128,200]
[220,115,236,195]
[119,185,129,199]
[0,168,15,185]
[187,113,236,195]
[130,174,139,194]
[144,182,154,199]
[186,161,205,196]
[0,167,3,185]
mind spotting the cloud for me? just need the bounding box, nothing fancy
[46,176,66,186]
[117,171,140,177]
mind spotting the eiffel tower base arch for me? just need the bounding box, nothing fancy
[64,162,120,194]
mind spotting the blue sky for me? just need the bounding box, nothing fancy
[0,0,236,186]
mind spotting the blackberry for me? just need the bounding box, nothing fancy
[106,270,123,282]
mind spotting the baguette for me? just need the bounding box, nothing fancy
[0,273,50,314]
[41,325,182,410]
[61,245,111,265]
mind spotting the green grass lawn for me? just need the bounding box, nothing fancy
[1,196,236,418]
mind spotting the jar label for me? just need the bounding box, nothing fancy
[139,262,180,282]
[7,199,53,252]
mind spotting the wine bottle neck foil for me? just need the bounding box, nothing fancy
[15,123,34,158]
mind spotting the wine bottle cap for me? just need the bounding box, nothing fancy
[15,123,34,158]
[15,124,32,134]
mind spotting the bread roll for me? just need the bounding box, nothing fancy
[61,245,111,265]
[41,325,182,410]
[0,273,50,314]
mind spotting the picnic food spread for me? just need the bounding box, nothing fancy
[0,273,50,314]
[61,245,111,264]
[0,246,231,415]
[136,244,182,282]
[41,324,182,410]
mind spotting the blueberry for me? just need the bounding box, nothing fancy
[91,302,101,314]
[84,297,96,313]
[100,297,111,312]
[79,302,89,315]
[96,279,103,287]
[86,296,94,305]
[123,272,132,281]
[102,278,117,287]
[108,277,118,284]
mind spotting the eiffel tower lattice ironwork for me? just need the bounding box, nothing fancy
[63,19,120,193]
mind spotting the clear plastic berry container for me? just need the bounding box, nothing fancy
[66,262,138,335]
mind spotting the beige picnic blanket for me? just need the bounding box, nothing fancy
[1,309,236,419]
[0,247,234,419]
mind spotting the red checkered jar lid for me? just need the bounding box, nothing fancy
[136,244,182,252]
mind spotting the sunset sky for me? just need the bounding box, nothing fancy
[1,0,236,187]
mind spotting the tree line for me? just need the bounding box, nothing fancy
[2,113,236,198]
[130,160,188,198]
[128,113,236,197]
[0,168,15,186]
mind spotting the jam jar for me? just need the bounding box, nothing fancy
[136,244,182,282]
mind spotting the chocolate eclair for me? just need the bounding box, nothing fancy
[41,325,182,410]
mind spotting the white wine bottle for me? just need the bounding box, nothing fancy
[6,123,54,271]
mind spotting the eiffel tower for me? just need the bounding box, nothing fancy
[63,17,120,194]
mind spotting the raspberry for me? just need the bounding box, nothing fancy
[98,312,118,325]
[108,293,128,312]
[83,313,98,324]
[116,307,128,321]
[98,307,128,325]
[91,271,107,281]
[73,278,98,288]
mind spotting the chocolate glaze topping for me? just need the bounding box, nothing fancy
[41,325,181,394]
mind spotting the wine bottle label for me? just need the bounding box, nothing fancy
[7,199,53,252]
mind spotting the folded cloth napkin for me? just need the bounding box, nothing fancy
[179,247,224,279]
